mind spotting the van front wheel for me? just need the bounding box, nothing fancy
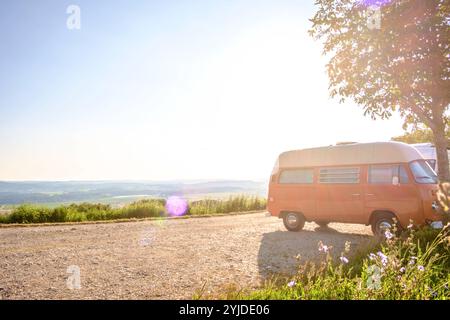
[371,213,399,237]
[283,212,305,232]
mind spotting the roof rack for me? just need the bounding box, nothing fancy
[335,141,358,145]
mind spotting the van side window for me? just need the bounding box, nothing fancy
[279,169,314,184]
[319,167,360,184]
[369,164,409,184]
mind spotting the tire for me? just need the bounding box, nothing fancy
[283,212,305,232]
[371,213,399,237]
[316,221,329,228]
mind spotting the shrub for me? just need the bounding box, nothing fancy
[188,195,266,215]
[0,195,266,224]
[120,199,165,219]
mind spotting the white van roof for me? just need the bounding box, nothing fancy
[276,142,424,169]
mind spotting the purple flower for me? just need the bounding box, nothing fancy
[377,251,388,266]
[384,230,394,240]
[340,256,349,264]
[417,265,425,272]
[369,253,377,261]
[399,267,405,273]
[287,280,296,288]
[318,242,331,253]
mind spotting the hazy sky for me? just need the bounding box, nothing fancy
[0,0,404,181]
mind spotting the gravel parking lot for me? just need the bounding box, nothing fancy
[0,212,372,299]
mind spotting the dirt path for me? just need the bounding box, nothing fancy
[0,212,372,299]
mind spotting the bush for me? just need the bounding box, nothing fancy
[0,195,266,224]
[120,199,165,219]
[188,195,266,215]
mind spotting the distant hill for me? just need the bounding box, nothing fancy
[0,180,268,205]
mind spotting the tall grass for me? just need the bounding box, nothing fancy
[188,195,266,215]
[0,195,266,224]
[210,225,450,300]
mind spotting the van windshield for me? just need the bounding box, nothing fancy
[409,160,438,184]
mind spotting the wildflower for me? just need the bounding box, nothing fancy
[384,230,394,240]
[409,256,417,265]
[407,223,414,229]
[340,256,349,264]
[287,280,296,288]
[417,265,425,272]
[369,253,377,261]
[318,241,331,253]
[377,251,388,266]
[399,267,405,273]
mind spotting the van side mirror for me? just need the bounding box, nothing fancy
[392,176,399,186]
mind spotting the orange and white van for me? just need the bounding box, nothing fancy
[267,142,442,236]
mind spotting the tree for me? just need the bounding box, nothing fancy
[309,0,450,181]
[391,126,450,144]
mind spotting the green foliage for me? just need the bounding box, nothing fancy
[0,196,266,224]
[309,0,450,180]
[392,127,450,144]
[215,225,450,300]
[188,195,266,215]
[120,199,165,219]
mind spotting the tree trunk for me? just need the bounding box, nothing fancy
[432,123,450,182]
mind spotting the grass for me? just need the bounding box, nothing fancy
[198,224,450,300]
[0,195,266,224]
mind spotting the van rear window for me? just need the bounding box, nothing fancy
[279,169,314,184]
[319,167,360,184]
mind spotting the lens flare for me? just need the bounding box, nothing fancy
[165,196,188,217]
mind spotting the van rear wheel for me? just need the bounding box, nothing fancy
[283,212,305,232]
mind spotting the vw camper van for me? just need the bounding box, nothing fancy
[267,142,441,236]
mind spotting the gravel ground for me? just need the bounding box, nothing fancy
[0,212,372,299]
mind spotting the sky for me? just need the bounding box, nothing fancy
[0,0,405,181]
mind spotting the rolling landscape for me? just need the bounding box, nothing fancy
[0,180,267,207]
